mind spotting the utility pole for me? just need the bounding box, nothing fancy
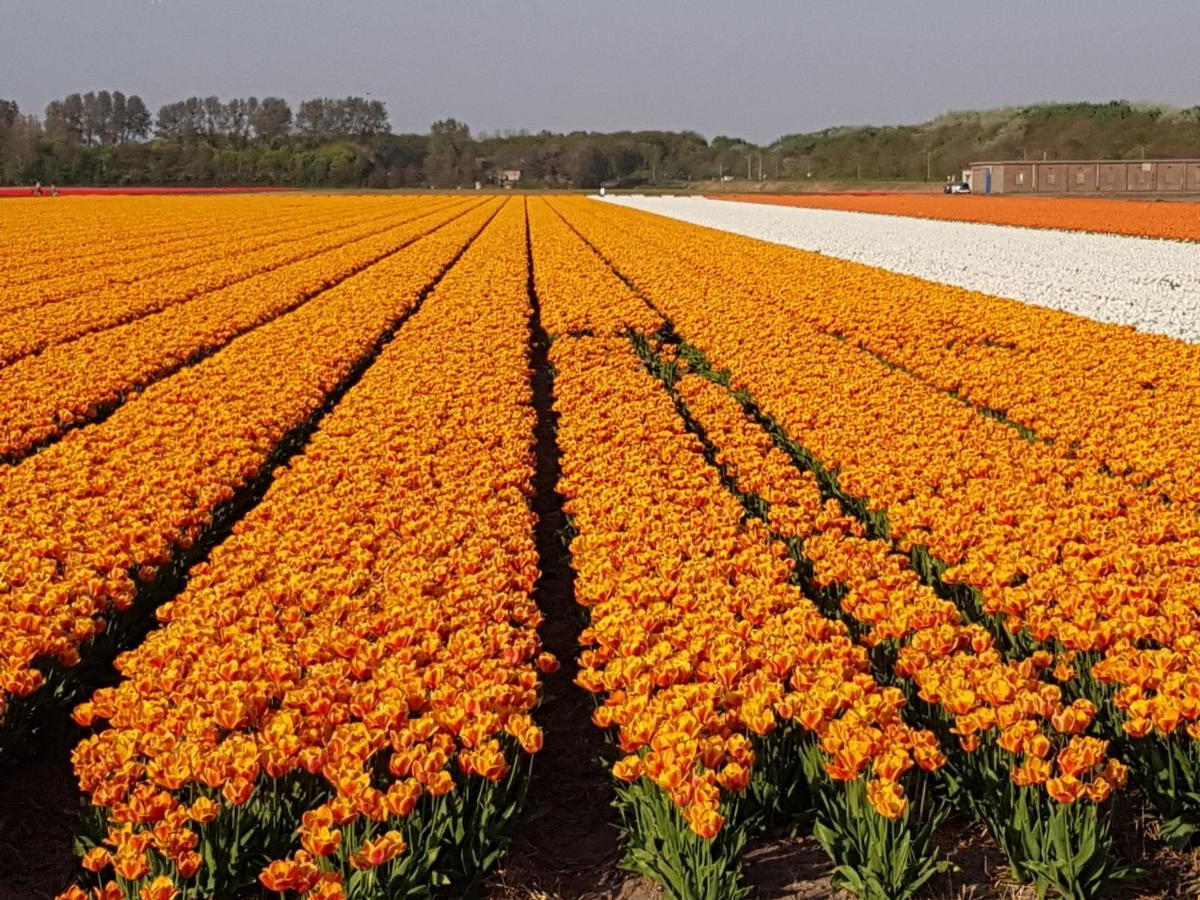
[925,149,931,182]
[757,153,763,181]
[746,154,752,180]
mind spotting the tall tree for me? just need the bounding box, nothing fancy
[424,118,473,187]
[564,141,608,188]
[295,98,330,139]
[124,95,151,141]
[0,99,17,132]
[253,97,292,142]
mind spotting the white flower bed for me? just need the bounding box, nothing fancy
[597,195,1200,343]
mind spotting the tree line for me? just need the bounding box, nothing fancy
[0,92,766,188]
[3,94,1199,189]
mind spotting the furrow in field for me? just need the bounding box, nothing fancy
[501,198,626,890]
[0,198,487,463]
[0,198,503,759]
[62,198,542,898]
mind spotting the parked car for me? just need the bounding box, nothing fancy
[944,180,971,194]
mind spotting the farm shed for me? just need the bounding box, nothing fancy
[969,159,1200,194]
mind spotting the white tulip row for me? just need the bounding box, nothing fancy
[596,195,1200,343]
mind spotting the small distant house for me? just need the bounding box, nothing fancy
[500,169,522,186]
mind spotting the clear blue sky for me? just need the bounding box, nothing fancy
[2,0,1197,143]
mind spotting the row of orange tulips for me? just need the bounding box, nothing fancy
[528,199,949,896]
[0,199,502,759]
[0,197,465,366]
[526,198,662,338]
[550,333,946,897]
[0,198,485,462]
[58,198,546,899]
[552,196,1200,848]
[0,197,411,314]
[672,368,1128,895]
[1,196,320,287]
[578,198,1200,509]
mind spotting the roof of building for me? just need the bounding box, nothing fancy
[970,159,1200,166]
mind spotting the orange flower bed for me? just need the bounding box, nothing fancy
[583,196,1200,509]
[0,198,415,315]
[0,197,469,366]
[531,203,943,869]
[61,199,544,898]
[552,336,940,830]
[715,192,1200,243]
[1,196,318,288]
[527,198,661,337]
[652,206,1200,513]
[552,195,1200,843]
[676,371,1125,806]
[0,198,484,463]
[3,190,1197,897]
[0,200,501,752]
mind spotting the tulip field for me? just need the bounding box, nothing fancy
[712,192,1200,243]
[2,193,1200,899]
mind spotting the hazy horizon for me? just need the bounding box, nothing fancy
[2,0,1197,143]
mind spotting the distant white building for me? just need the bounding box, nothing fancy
[500,169,522,186]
